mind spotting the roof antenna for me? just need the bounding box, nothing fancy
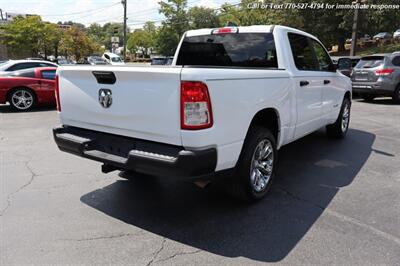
[225,22,238,27]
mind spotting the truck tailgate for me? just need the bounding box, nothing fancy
[57,66,183,145]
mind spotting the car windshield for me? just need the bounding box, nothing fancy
[111,57,122,62]
[355,56,385,68]
[152,59,166,65]
[89,57,104,62]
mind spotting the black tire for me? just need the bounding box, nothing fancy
[229,127,277,202]
[363,95,375,102]
[326,97,351,138]
[392,85,400,104]
[8,88,36,111]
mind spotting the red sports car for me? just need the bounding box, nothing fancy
[0,67,57,111]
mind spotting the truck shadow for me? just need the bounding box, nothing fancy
[80,128,374,262]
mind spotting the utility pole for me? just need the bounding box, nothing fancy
[350,0,365,56]
[122,0,127,61]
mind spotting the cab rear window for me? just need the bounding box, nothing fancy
[176,33,278,68]
[356,56,385,68]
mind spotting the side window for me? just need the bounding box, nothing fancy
[392,56,400,67]
[7,63,38,71]
[41,70,56,80]
[38,63,56,67]
[310,39,332,71]
[9,69,36,78]
[288,33,318,71]
[18,70,36,78]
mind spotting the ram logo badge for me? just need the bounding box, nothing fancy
[98,89,112,108]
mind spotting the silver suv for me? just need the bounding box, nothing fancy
[351,52,400,103]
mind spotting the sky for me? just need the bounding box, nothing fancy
[0,0,235,29]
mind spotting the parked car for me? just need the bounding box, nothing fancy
[331,56,360,77]
[394,29,400,39]
[373,32,392,41]
[53,25,351,202]
[57,58,76,65]
[359,34,371,42]
[151,56,174,65]
[25,57,45,61]
[78,56,108,65]
[102,52,125,65]
[0,60,58,74]
[351,53,400,103]
[0,67,57,111]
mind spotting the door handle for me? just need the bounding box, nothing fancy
[324,80,331,85]
[300,80,309,87]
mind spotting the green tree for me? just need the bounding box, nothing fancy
[59,26,103,61]
[128,22,157,57]
[188,6,220,29]
[102,22,125,50]
[1,15,44,57]
[218,3,242,26]
[42,23,62,59]
[127,30,151,57]
[156,0,189,55]
[87,23,106,45]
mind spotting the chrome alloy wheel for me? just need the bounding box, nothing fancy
[250,139,274,193]
[341,101,350,132]
[11,90,34,110]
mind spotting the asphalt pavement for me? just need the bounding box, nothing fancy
[1,99,399,265]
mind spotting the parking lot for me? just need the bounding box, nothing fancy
[1,99,399,265]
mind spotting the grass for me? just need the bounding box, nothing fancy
[331,42,400,56]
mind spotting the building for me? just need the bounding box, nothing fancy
[0,10,35,23]
[57,24,72,30]
[0,9,36,26]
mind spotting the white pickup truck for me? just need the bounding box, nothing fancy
[53,25,352,201]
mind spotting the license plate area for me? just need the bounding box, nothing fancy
[90,134,136,159]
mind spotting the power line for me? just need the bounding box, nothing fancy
[126,2,241,27]
[125,0,202,16]
[40,2,120,17]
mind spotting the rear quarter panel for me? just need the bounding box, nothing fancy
[0,77,42,104]
[180,67,293,170]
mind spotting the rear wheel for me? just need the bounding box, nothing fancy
[393,85,400,104]
[230,127,277,202]
[326,97,351,138]
[9,88,35,111]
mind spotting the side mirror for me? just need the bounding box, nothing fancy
[330,62,338,72]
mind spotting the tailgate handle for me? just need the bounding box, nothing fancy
[300,80,309,87]
[92,71,116,85]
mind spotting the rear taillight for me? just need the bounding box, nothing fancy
[55,74,61,112]
[180,81,213,130]
[375,68,394,76]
